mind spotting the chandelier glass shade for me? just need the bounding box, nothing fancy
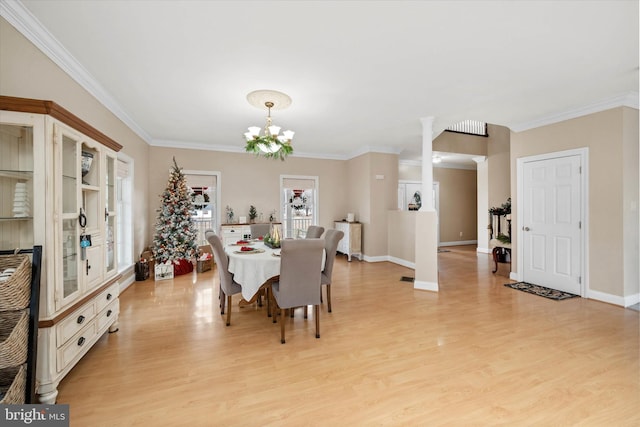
[244,90,294,160]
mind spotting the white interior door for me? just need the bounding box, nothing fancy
[522,154,582,294]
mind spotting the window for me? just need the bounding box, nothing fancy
[183,171,221,246]
[116,155,133,271]
[280,176,318,238]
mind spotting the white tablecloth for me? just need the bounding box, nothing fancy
[225,241,326,301]
[226,242,281,300]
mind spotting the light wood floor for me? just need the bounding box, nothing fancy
[56,246,639,426]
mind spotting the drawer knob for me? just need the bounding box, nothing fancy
[107,309,112,317]
[106,293,113,300]
[77,315,85,324]
[78,337,86,346]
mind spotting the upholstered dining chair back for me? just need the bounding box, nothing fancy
[305,225,325,239]
[250,223,271,239]
[205,230,242,325]
[274,238,324,309]
[320,229,344,312]
[272,238,324,343]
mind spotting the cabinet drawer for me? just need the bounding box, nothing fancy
[95,284,119,314]
[56,303,96,347]
[222,226,243,235]
[96,299,119,332]
[57,321,97,372]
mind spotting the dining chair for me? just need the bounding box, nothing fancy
[205,231,242,326]
[270,238,324,344]
[305,225,325,239]
[250,223,271,239]
[321,229,344,313]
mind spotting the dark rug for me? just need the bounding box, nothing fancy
[504,282,579,301]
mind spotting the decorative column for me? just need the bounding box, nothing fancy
[414,116,438,292]
[420,117,435,212]
[473,156,490,253]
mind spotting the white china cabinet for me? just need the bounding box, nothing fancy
[0,96,121,404]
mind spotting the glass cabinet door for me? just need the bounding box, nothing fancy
[104,152,116,276]
[0,122,34,250]
[58,127,81,308]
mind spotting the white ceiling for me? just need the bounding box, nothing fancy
[3,0,638,164]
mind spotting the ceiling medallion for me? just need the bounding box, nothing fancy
[244,90,294,160]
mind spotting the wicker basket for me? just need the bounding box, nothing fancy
[0,364,26,404]
[0,254,31,311]
[0,309,28,369]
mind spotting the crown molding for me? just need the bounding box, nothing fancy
[399,159,422,167]
[0,0,153,144]
[435,162,476,171]
[151,138,349,160]
[399,158,478,170]
[348,145,402,160]
[151,139,244,153]
[509,91,639,132]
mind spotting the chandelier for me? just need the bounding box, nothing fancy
[244,90,295,160]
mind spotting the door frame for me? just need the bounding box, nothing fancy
[516,147,589,296]
[280,174,319,238]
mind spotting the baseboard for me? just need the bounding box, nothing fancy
[509,272,519,281]
[624,293,640,307]
[586,289,638,307]
[362,254,387,263]
[119,271,136,293]
[440,240,477,247]
[414,280,438,292]
[476,247,491,254]
[387,256,415,269]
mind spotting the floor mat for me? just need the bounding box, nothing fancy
[504,282,579,301]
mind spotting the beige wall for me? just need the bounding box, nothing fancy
[346,154,370,225]
[622,107,639,298]
[415,211,438,288]
[433,130,488,156]
[148,147,349,242]
[0,17,151,268]
[388,211,416,263]
[346,152,398,258]
[511,107,639,298]
[399,163,422,181]
[433,168,477,242]
[399,164,478,244]
[487,124,511,210]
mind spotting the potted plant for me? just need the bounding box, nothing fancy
[248,205,257,223]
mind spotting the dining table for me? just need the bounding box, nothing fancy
[225,240,281,302]
[225,239,326,303]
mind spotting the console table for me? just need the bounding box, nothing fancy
[490,239,511,274]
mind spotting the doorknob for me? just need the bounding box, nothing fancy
[523,226,530,231]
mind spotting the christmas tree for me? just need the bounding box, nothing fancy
[152,158,198,273]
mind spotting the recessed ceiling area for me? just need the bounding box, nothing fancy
[3,0,638,162]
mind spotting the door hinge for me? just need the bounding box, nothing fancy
[578,276,582,284]
[579,166,582,174]
[579,221,581,229]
